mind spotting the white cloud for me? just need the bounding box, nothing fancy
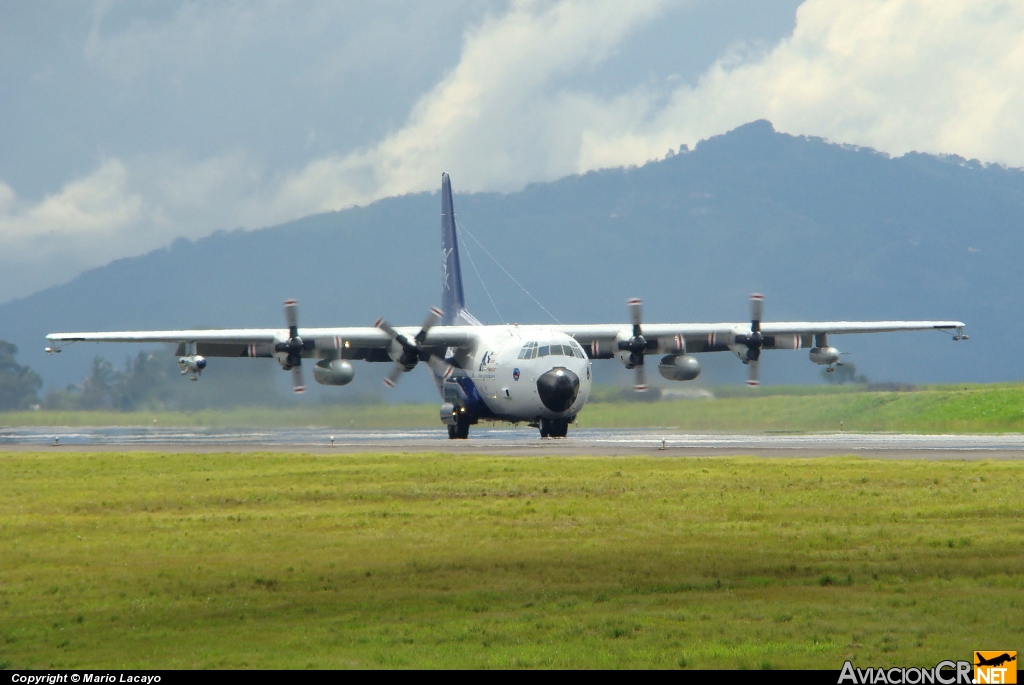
[575,0,1024,169]
[0,160,143,242]
[258,0,671,217]
[0,153,264,299]
[265,0,1024,219]
[3,0,1023,301]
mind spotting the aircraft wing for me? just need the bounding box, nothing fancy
[46,326,476,360]
[555,320,965,355]
[757,321,966,336]
[46,329,283,345]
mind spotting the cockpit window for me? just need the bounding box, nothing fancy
[523,341,585,359]
[518,341,538,359]
[542,344,571,357]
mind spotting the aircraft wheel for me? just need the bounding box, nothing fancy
[540,418,569,438]
[454,418,470,439]
[447,425,458,439]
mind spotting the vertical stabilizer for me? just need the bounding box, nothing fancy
[440,173,481,326]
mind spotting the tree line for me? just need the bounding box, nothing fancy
[0,340,289,411]
[0,340,385,411]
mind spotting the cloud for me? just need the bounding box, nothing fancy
[0,153,264,299]
[0,160,143,243]
[0,160,150,299]
[265,0,1024,219]
[258,0,671,217]
[3,0,1023,301]
[576,0,1024,169]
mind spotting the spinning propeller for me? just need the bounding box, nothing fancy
[733,293,775,387]
[619,298,653,392]
[376,307,453,387]
[274,299,309,393]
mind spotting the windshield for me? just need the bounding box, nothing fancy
[519,340,586,359]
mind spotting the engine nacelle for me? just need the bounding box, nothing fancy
[657,354,701,381]
[614,332,643,368]
[177,355,206,379]
[809,346,841,366]
[586,339,615,360]
[313,359,355,386]
[439,402,457,426]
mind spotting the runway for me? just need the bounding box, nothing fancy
[1,426,1023,458]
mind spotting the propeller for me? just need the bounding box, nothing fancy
[733,293,775,387]
[618,298,650,392]
[274,299,307,393]
[376,307,453,387]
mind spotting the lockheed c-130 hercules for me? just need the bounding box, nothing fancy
[46,173,968,439]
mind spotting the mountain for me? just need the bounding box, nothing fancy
[3,120,1021,402]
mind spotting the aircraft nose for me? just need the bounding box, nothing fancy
[536,367,580,413]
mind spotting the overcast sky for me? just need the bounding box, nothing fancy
[1,0,1021,301]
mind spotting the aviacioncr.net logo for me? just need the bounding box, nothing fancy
[839,660,972,684]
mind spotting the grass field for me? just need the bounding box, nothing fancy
[581,383,1024,433]
[3,382,1024,432]
[1,450,1021,669]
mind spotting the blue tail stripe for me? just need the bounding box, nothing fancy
[440,172,466,326]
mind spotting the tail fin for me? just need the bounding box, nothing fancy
[440,173,481,326]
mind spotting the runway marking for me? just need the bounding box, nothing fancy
[1,427,1023,458]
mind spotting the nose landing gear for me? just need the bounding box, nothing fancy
[539,418,569,438]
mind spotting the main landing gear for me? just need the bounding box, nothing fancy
[447,415,471,440]
[538,418,569,438]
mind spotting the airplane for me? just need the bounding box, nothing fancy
[46,173,968,439]
[976,653,1016,668]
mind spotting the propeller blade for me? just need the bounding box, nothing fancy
[291,364,306,393]
[746,359,760,387]
[750,293,763,332]
[383,362,405,388]
[628,298,643,337]
[375,318,399,340]
[378,308,445,386]
[426,355,454,380]
[284,299,299,338]
[416,307,443,343]
[634,363,647,392]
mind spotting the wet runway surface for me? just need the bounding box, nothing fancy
[2,426,1023,458]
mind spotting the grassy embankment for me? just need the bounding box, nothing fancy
[3,383,1024,432]
[0,451,1021,669]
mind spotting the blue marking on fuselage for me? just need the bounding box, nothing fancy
[455,375,496,419]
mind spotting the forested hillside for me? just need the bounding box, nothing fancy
[2,120,1020,403]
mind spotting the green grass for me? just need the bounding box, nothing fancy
[0,404,440,429]
[580,383,1024,432]
[4,382,1024,432]
[1,451,1021,669]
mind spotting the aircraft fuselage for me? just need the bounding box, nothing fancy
[441,326,592,423]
